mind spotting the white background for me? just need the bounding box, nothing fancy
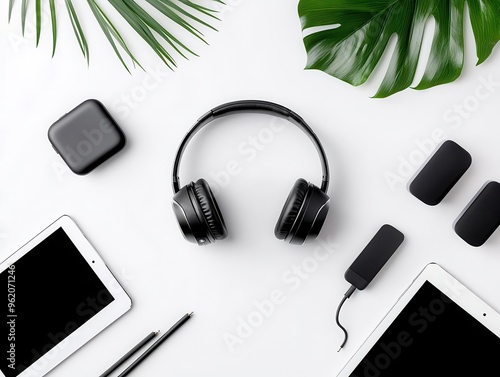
[1,1,500,376]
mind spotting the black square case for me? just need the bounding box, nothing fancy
[48,99,126,175]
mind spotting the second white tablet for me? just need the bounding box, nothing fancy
[338,263,500,376]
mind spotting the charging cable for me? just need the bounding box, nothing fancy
[336,285,356,351]
[335,225,404,351]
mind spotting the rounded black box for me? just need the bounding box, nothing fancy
[48,99,126,175]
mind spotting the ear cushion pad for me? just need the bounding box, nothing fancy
[275,178,310,240]
[192,179,227,241]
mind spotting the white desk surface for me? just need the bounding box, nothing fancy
[1,1,500,376]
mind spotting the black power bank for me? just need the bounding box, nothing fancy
[409,141,471,206]
[454,181,500,247]
[345,225,405,290]
[336,224,405,350]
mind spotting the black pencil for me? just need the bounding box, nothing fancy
[99,331,158,377]
[117,312,194,377]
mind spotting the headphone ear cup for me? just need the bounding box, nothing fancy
[275,178,310,241]
[172,179,227,245]
[192,179,227,242]
[275,178,330,245]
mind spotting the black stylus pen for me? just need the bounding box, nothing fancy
[117,312,194,377]
[99,331,159,377]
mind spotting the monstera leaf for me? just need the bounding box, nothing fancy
[299,0,500,98]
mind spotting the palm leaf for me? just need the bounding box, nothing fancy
[8,0,15,21]
[179,0,222,19]
[49,0,57,56]
[7,0,223,71]
[146,0,214,42]
[109,0,188,66]
[35,0,41,46]
[299,0,500,98]
[21,0,28,35]
[65,0,89,63]
[87,0,140,72]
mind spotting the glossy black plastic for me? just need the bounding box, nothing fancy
[173,180,227,246]
[409,140,471,206]
[278,183,330,245]
[454,181,500,247]
[172,100,329,193]
[345,225,404,290]
[172,100,331,246]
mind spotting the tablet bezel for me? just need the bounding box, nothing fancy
[337,262,500,376]
[0,215,132,377]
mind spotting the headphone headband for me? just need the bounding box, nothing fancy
[172,100,330,193]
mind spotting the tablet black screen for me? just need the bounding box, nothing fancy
[0,227,114,377]
[349,281,500,376]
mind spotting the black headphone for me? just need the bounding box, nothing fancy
[172,100,331,246]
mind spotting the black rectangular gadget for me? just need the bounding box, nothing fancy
[48,100,126,175]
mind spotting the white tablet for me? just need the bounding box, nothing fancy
[0,215,131,377]
[338,263,500,376]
